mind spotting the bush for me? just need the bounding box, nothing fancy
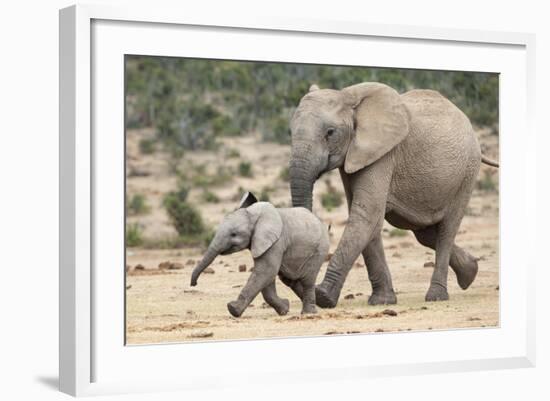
[139,138,156,155]
[156,99,221,151]
[163,191,205,236]
[259,186,273,202]
[127,193,150,215]
[140,229,214,250]
[170,182,190,203]
[227,148,240,158]
[190,166,233,188]
[477,170,497,192]
[126,223,143,247]
[263,115,291,144]
[212,114,240,137]
[389,228,408,238]
[201,190,220,203]
[279,166,290,182]
[320,180,343,211]
[321,191,343,211]
[202,229,215,248]
[238,161,253,177]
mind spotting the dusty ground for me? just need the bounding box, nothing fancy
[125,127,499,345]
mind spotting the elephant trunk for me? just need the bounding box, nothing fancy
[190,243,220,286]
[289,160,315,211]
[290,177,314,211]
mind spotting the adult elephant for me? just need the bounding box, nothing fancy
[289,82,499,308]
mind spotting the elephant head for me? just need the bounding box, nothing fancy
[190,194,283,286]
[289,82,410,210]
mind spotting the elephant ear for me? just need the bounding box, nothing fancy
[309,83,320,92]
[238,192,258,209]
[342,83,410,174]
[246,202,283,258]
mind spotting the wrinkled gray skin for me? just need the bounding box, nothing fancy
[190,201,329,317]
[289,82,499,308]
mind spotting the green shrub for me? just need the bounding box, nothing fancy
[175,229,215,249]
[279,166,290,182]
[127,193,150,215]
[201,229,215,248]
[156,99,221,151]
[263,115,291,144]
[140,229,214,250]
[477,170,497,192]
[259,186,273,202]
[165,147,184,174]
[389,228,408,238]
[201,190,220,203]
[170,183,190,203]
[191,174,211,188]
[321,191,343,211]
[238,161,253,177]
[320,180,343,211]
[163,190,205,236]
[139,138,156,155]
[126,223,143,247]
[191,167,233,188]
[212,114,240,137]
[227,148,240,158]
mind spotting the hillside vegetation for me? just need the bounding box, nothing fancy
[126,56,499,155]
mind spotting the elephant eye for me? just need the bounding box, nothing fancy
[326,128,335,138]
[231,232,237,237]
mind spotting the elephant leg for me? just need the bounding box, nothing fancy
[424,224,453,301]
[261,281,290,316]
[343,169,396,305]
[424,172,477,301]
[413,226,478,290]
[300,279,317,314]
[363,231,396,305]
[299,256,324,314]
[278,272,304,300]
[228,265,277,317]
[424,206,471,302]
[316,162,392,308]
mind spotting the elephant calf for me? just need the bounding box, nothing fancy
[190,192,329,317]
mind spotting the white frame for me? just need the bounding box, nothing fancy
[59,4,536,397]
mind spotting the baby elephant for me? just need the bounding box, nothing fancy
[190,192,329,317]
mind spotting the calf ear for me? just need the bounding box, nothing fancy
[238,192,258,209]
[246,203,283,258]
[342,83,410,174]
[309,84,320,92]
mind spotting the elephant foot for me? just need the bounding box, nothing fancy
[368,290,397,305]
[425,284,449,302]
[301,304,317,314]
[227,301,244,317]
[315,285,339,309]
[274,299,290,316]
[454,258,478,290]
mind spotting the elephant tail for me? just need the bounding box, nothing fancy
[481,155,499,168]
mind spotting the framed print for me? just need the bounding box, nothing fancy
[59,4,536,397]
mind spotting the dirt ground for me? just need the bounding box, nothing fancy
[125,127,499,345]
